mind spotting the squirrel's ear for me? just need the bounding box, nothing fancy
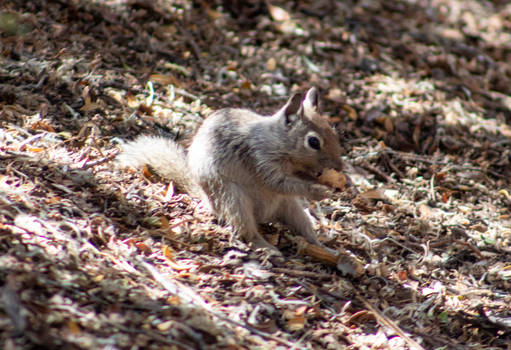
[302,87,319,114]
[277,93,303,125]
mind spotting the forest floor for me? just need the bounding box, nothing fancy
[1,0,511,349]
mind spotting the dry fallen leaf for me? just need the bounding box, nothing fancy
[167,295,181,305]
[286,315,306,331]
[295,305,308,316]
[342,104,358,120]
[163,244,173,260]
[397,270,408,282]
[142,164,154,179]
[135,241,152,254]
[92,274,104,282]
[80,100,101,112]
[206,8,222,20]
[266,57,277,71]
[30,120,55,132]
[125,90,138,108]
[25,146,44,153]
[347,310,375,324]
[159,216,170,229]
[67,320,81,335]
[241,80,252,90]
[137,103,153,116]
[267,4,291,21]
[498,189,510,200]
[157,320,174,332]
[326,88,343,102]
[360,188,387,201]
[150,73,181,86]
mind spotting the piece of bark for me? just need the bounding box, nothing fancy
[296,237,364,277]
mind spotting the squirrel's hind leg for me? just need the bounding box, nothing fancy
[205,181,281,255]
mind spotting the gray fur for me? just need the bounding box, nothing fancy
[117,135,202,195]
[119,88,344,254]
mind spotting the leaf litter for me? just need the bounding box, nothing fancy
[1,0,511,349]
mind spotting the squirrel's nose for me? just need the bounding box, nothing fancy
[333,158,344,172]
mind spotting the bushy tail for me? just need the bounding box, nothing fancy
[117,136,201,195]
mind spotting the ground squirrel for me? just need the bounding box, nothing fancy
[119,87,344,254]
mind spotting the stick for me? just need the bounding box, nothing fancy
[80,151,119,170]
[296,237,364,278]
[354,289,426,350]
[138,258,297,347]
[272,267,332,279]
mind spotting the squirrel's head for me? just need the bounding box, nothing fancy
[275,87,344,179]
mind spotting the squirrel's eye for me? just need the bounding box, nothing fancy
[308,136,321,150]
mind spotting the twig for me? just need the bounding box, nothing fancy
[138,258,298,348]
[379,237,420,255]
[429,174,436,202]
[52,122,99,148]
[179,27,202,61]
[80,151,119,170]
[272,268,332,280]
[427,238,454,248]
[111,324,192,349]
[63,102,81,119]
[429,239,483,259]
[382,148,507,178]
[356,161,395,183]
[381,152,405,178]
[353,288,426,350]
[382,149,483,172]
[295,237,364,278]
[17,132,46,151]
[454,240,484,259]
[164,62,192,77]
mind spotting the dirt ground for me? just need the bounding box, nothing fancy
[1,0,511,349]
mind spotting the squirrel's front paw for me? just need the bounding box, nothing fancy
[308,184,332,200]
